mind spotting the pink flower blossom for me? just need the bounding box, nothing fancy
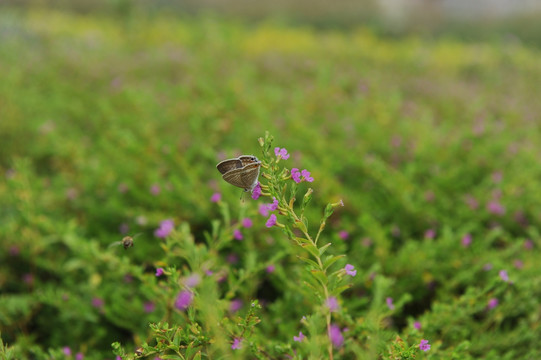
[155,268,164,277]
[293,331,305,342]
[175,290,193,311]
[328,325,344,347]
[266,214,277,228]
[344,264,357,276]
[266,265,275,273]
[154,219,174,238]
[230,299,243,313]
[274,147,290,160]
[241,218,253,228]
[386,297,395,310]
[419,339,430,351]
[461,234,472,247]
[338,230,349,240]
[499,270,509,282]
[251,182,262,199]
[150,183,161,195]
[326,297,339,312]
[210,192,221,202]
[414,321,421,330]
[233,229,243,240]
[144,301,155,313]
[231,338,243,350]
[487,200,505,215]
[488,298,499,309]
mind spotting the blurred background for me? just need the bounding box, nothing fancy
[2,0,541,358]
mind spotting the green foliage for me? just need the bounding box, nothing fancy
[1,7,541,359]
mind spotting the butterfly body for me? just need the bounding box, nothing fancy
[216,155,261,192]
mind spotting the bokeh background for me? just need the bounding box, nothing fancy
[2,0,541,358]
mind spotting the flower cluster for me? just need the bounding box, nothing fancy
[154,219,174,238]
[291,168,314,183]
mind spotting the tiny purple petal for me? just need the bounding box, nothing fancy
[155,268,164,277]
[514,259,523,269]
[241,218,253,228]
[150,184,161,195]
[386,297,395,310]
[154,219,174,238]
[291,168,302,183]
[211,192,222,203]
[328,325,344,347]
[524,239,534,249]
[266,265,276,273]
[419,339,431,351]
[185,274,201,288]
[338,230,349,240]
[487,200,505,215]
[231,338,243,350]
[344,264,357,276]
[499,270,509,282]
[293,331,305,342]
[92,297,104,308]
[251,183,262,199]
[424,229,436,239]
[175,290,193,311]
[268,197,279,211]
[76,353,84,360]
[233,229,243,240]
[144,301,155,313]
[266,214,277,228]
[461,234,472,247]
[230,299,243,313]
[488,298,499,309]
[414,321,421,330]
[259,203,270,217]
[301,169,314,182]
[63,347,72,356]
[326,297,339,312]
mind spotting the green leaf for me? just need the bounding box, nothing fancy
[331,284,353,296]
[318,243,332,256]
[297,255,320,269]
[310,269,328,286]
[301,243,319,258]
[322,254,345,270]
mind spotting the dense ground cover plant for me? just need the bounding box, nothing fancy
[1,7,541,359]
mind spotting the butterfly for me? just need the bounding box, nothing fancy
[216,155,261,192]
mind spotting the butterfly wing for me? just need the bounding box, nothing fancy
[222,163,260,191]
[216,158,243,175]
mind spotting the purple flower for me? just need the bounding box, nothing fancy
[524,239,534,249]
[514,259,524,269]
[205,269,214,276]
[92,297,104,309]
[144,301,155,313]
[230,299,243,313]
[338,230,349,240]
[488,298,499,309]
[76,352,84,360]
[465,194,479,210]
[274,147,290,160]
[266,265,275,273]
[155,268,164,277]
[154,219,174,238]
[293,331,305,342]
[251,183,262,199]
[419,339,430,351]
[487,200,505,215]
[328,325,344,347]
[291,168,302,183]
[326,297,339,312]
[63,347,72,356]
[259,203,270,217]
[150,183,161,195]
[210,192,222,203]
[461,234,472,247]
[233,229,243,240]
[386,297,395,310]
[268,197,279,211]
[344,264,357,276]
[499,270,509,282]
[266,214,277,228]
[424,229,436,239]
[185,274,201,288]
[241,218,253,228]
[301,169,314,182]
[231,338,243,350]
[175,290,193,311]
[414,321,421,330]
